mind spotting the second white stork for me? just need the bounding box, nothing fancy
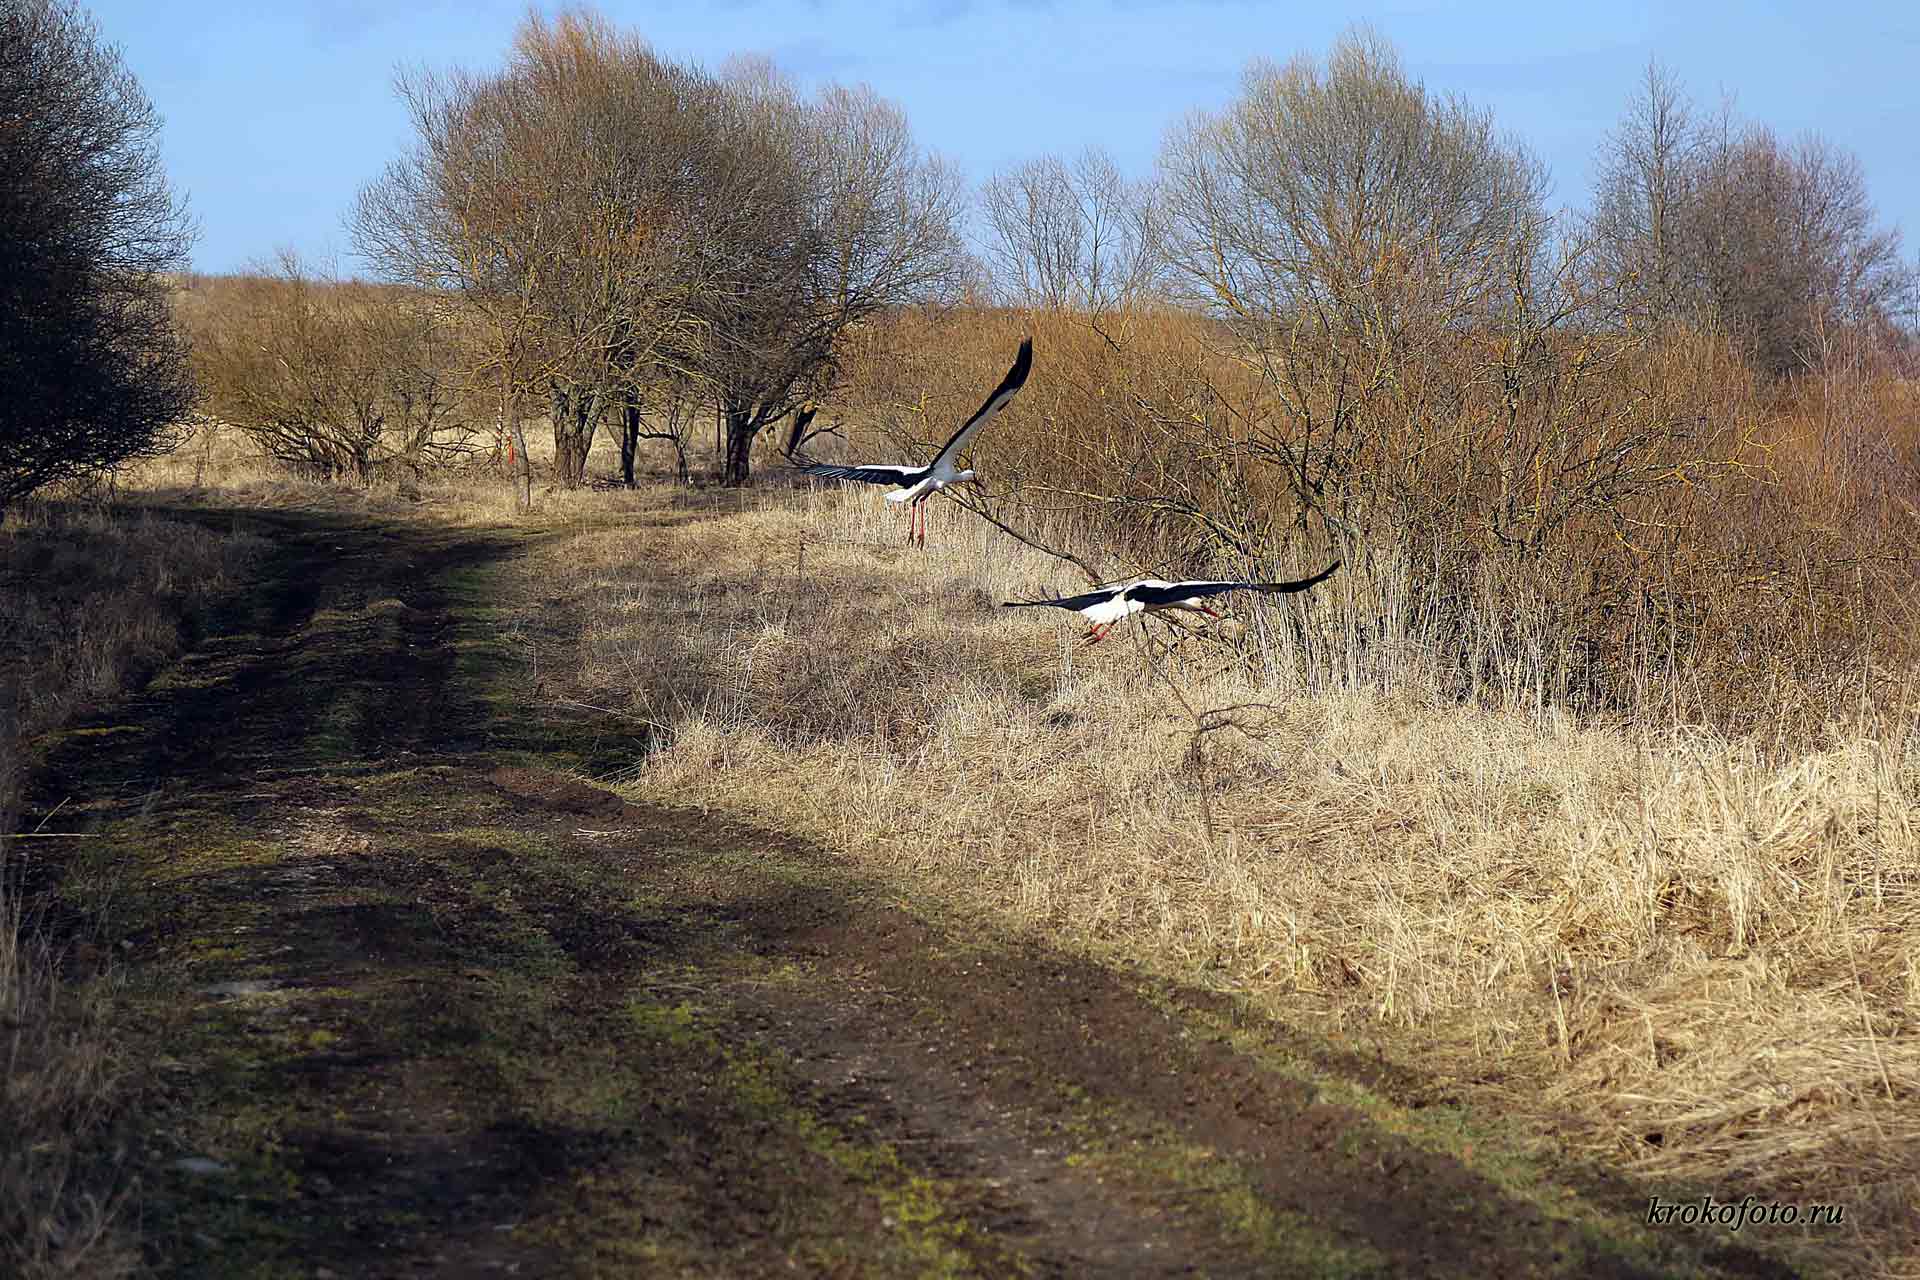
[1003,562,1342,644]
[793,338,1033,545]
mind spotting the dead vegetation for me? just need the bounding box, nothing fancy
[0,503,269,829]
[189,257,484,483]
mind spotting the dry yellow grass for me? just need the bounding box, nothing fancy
[516,481,1920,1275]
[118,414,738,527]
[837,310,1920,742]
[1,500,270,822]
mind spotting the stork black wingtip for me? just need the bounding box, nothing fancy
[1285,560,1341,592]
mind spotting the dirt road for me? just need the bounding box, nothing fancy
[19,507,1797,1277]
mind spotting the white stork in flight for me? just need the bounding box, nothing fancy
[792,338,1033,545]
[1004,562,1342,645]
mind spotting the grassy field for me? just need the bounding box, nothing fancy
[6,417,1914,1275]
[1,482,1797,1278]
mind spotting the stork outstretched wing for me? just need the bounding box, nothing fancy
[926,338,1034,474]
[1128,562,1341,608]
[795,462,920,486]
[1001,586,1123,614]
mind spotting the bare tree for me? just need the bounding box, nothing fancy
[354,10,715,494]
[701,73,967,484]
[981,146,1160,315]
[356,12,961,490]
[1589,68,1909,376]
[982,153,1082,310]
[0,0,195,516]
[1589,59,1698,331]
[1154,26,1548,541]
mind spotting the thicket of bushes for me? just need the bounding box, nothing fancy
[183,262,488,483]
[831,303,1915,737]
[818,33,1918,738]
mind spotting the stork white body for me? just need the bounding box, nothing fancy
[1004,564,1342,644]
[792,339,1032,545]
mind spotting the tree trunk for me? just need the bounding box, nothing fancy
[722,403,757,486]
[351,442,376,488]
[620,399,640,487]
[511,417,533,511]
[550,384,574,487]
[498,377,532,513]
[550,383,598,488]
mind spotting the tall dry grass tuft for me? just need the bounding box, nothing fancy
[526,481,1920,1275]
[0,906,136,1279]
[1,501,268,1278]
[0,503,270,824]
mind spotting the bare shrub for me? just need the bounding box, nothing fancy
[192,256,478,483]
[830,290,1920,738]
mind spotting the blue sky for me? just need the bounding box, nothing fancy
[87,0,1920,275]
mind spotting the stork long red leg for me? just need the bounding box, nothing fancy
[1082,622,1112,645]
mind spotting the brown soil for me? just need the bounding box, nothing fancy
[14,505,1802,1278]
